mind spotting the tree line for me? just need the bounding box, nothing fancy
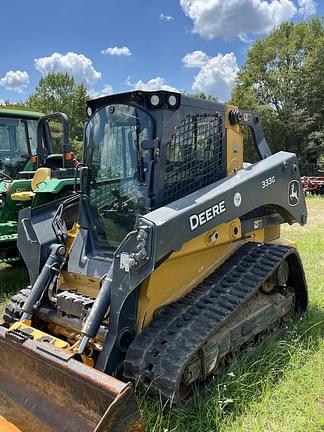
[2,17,324,167]
[231,17,324,168]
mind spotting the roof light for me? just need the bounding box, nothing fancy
[168,94,177,107]
[150,94,161,107]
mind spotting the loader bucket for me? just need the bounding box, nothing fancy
[0,415,23,432]
[0,326,144,432]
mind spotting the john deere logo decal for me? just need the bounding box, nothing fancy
[288,180,300,207]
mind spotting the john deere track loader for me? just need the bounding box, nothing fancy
[0,112,78,263]
[0,91,307,431]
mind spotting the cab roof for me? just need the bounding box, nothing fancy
[86,90,181,113]
[0,108,44,120]
[86,90,225,116]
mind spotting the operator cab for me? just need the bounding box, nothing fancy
[83,90,227,251]
[0,110,41,179]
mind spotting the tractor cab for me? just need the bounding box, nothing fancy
[0,109,43,181]
[0,110,75,186]
[0,111,77,263]
[2,112,76,203]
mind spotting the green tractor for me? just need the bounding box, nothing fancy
[0,109,79,263]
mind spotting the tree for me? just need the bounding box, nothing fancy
[186,91,218,102]
[27,73,88,152]
[231,18,324,167]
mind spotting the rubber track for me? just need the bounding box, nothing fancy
[123,242,294,401]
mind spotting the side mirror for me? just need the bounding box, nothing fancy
[80,166,89,194]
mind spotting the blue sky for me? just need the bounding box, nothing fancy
[0,0,323,104]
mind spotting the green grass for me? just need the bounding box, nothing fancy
[0,264,29,317]
[0,197,323,432]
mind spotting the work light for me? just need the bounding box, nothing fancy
[150,94,161,107]
[168,94,177,107]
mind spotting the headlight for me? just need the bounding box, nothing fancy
[168,94,177,107]
[150,94,161,107]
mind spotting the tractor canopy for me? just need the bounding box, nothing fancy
[0,109,44,178]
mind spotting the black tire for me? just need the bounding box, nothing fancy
[3,287,31,324]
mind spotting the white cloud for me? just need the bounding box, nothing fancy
[298,0,316,16]
[89,84,114,99]
[130,77,179,92]
[238,33,254,44]
[34,52,101,86]
[100,84,113,95]
[125,76,133,87]
[182,50,210,68]
[180,0,303,39]
[0,70,29,93]
[160,13,174,22]
[0,99,5,106]
[183,51,239,101]
[101,46,132,56]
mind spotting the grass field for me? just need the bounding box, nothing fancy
[0,197,323,432]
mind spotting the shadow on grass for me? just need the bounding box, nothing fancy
[138,304,324,432]
[0,264,29,303]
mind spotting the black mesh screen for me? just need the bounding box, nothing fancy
[162,113,225,205]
